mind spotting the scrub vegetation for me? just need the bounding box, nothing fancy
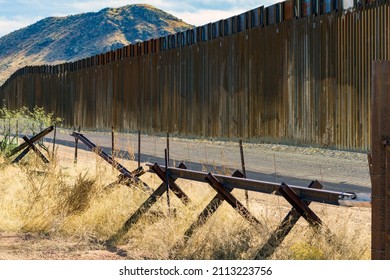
[0,147,370,260]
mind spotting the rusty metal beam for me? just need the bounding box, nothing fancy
[71,131,152,191]
[257,208,302,260]
[6,125,53,157]
[205,173,265,230]
[255,180,323,260]
[278,183,322,226]
[21,135,50,164]
[107,180,168,244]
[371,60,390,260]
[74,125,81,164]
[72,131,134,177]
[151,163,191,206]
[107,163,188,244]
[108,166,146,188]
[146,164,356,206]
[11,146,31,164]
[172,170,244,252]
[12,135,50,164]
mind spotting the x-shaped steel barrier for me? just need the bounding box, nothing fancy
[70,132,361,259]
[7,125,53,164]
[71,131,152,192]
[107,163,191,244]
[144,163,357,259]
[255,180,323,259]
[171,169,245,254]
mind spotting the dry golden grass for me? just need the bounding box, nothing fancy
[0,144,371,260]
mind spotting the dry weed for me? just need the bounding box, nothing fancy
[0,146,371,260]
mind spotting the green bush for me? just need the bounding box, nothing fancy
[0,106,62,154]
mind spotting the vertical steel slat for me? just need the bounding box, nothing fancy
[337,13,342,149]
[348,10,353,148]
[357,9,362,149]
[362,8,367,150]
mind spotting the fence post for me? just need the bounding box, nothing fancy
[111,126,115,163]
[167,132,170,165]
[371,60,390,260]
[52,124,56,155]
[165,148,171,213]
[138,130,141,168]
[15,120,19,145]
[239,139,249,208]
[74,125,81,165]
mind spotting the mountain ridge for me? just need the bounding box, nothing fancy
[0,4,194,85]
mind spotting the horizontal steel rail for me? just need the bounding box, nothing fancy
[146,163,358,206]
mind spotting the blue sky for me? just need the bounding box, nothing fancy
[0,0,278,37]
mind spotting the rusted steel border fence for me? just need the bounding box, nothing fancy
[1,1,390,151]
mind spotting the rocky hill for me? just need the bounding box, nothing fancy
[0,4,193,85]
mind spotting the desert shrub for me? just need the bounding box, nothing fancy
[0,106,62,155]
[289,242,324,260]
[14,156,102,234]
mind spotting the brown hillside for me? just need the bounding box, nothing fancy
[0,4,193,85]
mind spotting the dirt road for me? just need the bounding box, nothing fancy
[47,129,371,194]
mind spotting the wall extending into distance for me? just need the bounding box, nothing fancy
[0,1,389,151]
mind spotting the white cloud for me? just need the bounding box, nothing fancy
[52,0,269,27]
[163,0,278,27]
[173,9,248,27]
[64,1,122,12]
[151,0,279,26]
[61,0,275,18]
[0,16,41,37]
[0,0,280,36]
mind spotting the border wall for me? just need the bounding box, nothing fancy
[1,1,389,151]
